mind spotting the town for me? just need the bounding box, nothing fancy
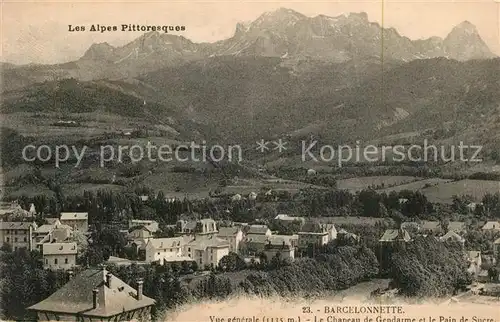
[0,187,499,321]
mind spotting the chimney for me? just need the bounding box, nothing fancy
[92,289,99,309]
[106,273,112,287]
[136,279,144,300]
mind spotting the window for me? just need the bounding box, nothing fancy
[65,258,68,264]
[188,247,191,252]
[6,237,9,242]
[14,230,18,235]
[54,258,58,264]
[45,259,48,264]
[158,252,160,255]
[23,237,27,242]
[14,238,18,242]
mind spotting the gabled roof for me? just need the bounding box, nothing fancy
[148,237,188,249]
[0,221,36,230]
[244,234,270,244]
[300,221,334,234]
[267,235,297,246]
[36,221,72,234]
[465,250,481,264]
[440,231,465,243]
[27,268,155,317]
[60,212,88,221]
[186,235,229,250]
[46,218,61,225]
[448,221,466,232]
[43,242,78,255]
[274,214,305,222]
[217,227,241,237]
[482,221,500,230]
[379,229,411,242]
[246,225,270,235]
[420,221,441,231]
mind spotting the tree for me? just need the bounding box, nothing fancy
[219,252,246,272]
[487,267,499,282]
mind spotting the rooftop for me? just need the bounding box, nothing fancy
[148,237,189,249]
[379,229,411,242]
[43,242,78,255]
[0,221,36,230]
[28,268,155,317]
[186,235,229,250]
[246,225,270,235]
[217,226,240,237]
[60,212,89,221]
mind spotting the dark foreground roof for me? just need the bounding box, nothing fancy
[28,268,155,318]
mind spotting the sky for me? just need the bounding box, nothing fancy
[1,0,499,65]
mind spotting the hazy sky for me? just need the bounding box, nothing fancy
[2,0,499,65]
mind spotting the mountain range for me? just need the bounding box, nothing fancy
[1,8,499,166]
[1,8,496,92]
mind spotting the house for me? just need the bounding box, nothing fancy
[184,235,230,268]
[481,221,500,231]
[0,221,37,251]
[105,256,148,267]
[447,221,467,234]
[298,221,337,251]
[145,237,191,265]
[60,212,88,232]
[439,231,465,247]
[246,224,272,236]
[42,242,77,270]
[128,220,159,245]
[36,225,73,250]
[420,221,442,234]
[27,268,155,321]
[493,238,500,257]
[217,226,244,253]
[34,220,73,249]
[176,218,218,236]
[196,218,218,235]
[465,251,482,276]
[337,229,360,244]
[0,201,30,219]
[241,234,270,255]
[263,240,295,261]
[128,219,158,230]
[274,214,306,225]
[379,229,411,243]
[466,202,482,212]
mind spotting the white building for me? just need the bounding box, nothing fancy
[185,235,230,268]
[0,221,37,251]
[481,221,500,231]
[217,226,244,253]
[60,212,89,232]
[144,237,191,265]
[43,242,77,270]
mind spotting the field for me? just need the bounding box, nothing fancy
[336,176,418,192]
[419,179,500,204]
[379,178,453,193]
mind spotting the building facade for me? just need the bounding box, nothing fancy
[60,212,89,232]
[0,221,37,251]
[42,242,77,270]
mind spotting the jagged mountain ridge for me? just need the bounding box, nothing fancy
[1,8,496,92]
